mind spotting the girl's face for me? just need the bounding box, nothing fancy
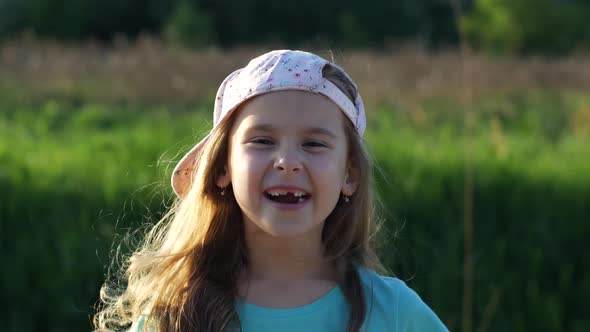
[218,90,357,238]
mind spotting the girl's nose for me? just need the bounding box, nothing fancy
[274,151,302,173]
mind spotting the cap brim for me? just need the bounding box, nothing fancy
[171,133,211,198]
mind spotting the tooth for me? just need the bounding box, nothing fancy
[298,197,305,203]
[267,190,309,196]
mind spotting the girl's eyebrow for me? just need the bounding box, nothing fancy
[247,124,338,138]
[304,127,338,139]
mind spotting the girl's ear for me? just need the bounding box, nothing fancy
[216,165,231,188]
[342,162,359,196]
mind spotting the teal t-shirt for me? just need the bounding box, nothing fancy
[233,267,447,331]
[130,267,447,332]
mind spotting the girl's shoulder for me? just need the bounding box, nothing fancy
[356,266,425,307]
[356,266,449,331]
[128,315,157,332]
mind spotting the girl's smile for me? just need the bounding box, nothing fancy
[263,185,311,209]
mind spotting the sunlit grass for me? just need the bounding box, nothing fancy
[1,91,589,331]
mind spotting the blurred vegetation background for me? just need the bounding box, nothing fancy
[1,0,590,54]
[1,0,589,331]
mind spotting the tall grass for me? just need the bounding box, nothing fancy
[1,99,206,331]
[1,90,589,331]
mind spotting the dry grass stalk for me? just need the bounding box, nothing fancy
[1,36,590,107]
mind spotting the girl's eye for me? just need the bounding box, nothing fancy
[251,138,274,145]
[304,141,328,148]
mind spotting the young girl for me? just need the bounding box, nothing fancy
[94,50,448,332]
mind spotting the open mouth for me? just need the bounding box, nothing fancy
[264,190,310,204]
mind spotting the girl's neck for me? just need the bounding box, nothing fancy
[240,221,338,284]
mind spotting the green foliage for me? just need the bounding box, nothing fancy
[0,99,209,330]
[164,0,215,48]
[337,12,369,48]
[462,0,590,55]
[3,0,590,54]
[0,0,461,50]
[24,0,88,39]
[0,0,25,36]
[1,92,589,331]
[0,0,171,41]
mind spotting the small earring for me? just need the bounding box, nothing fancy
[344,194,350,203]
[220,187,226,196]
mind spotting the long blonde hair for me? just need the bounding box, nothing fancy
[94,63,387,332]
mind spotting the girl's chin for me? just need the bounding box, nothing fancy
[252,218,325,239]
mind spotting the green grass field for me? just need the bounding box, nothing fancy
[2,89,589,331]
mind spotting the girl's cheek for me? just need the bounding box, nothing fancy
[236,152,267,180]
[315,154,342,169]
